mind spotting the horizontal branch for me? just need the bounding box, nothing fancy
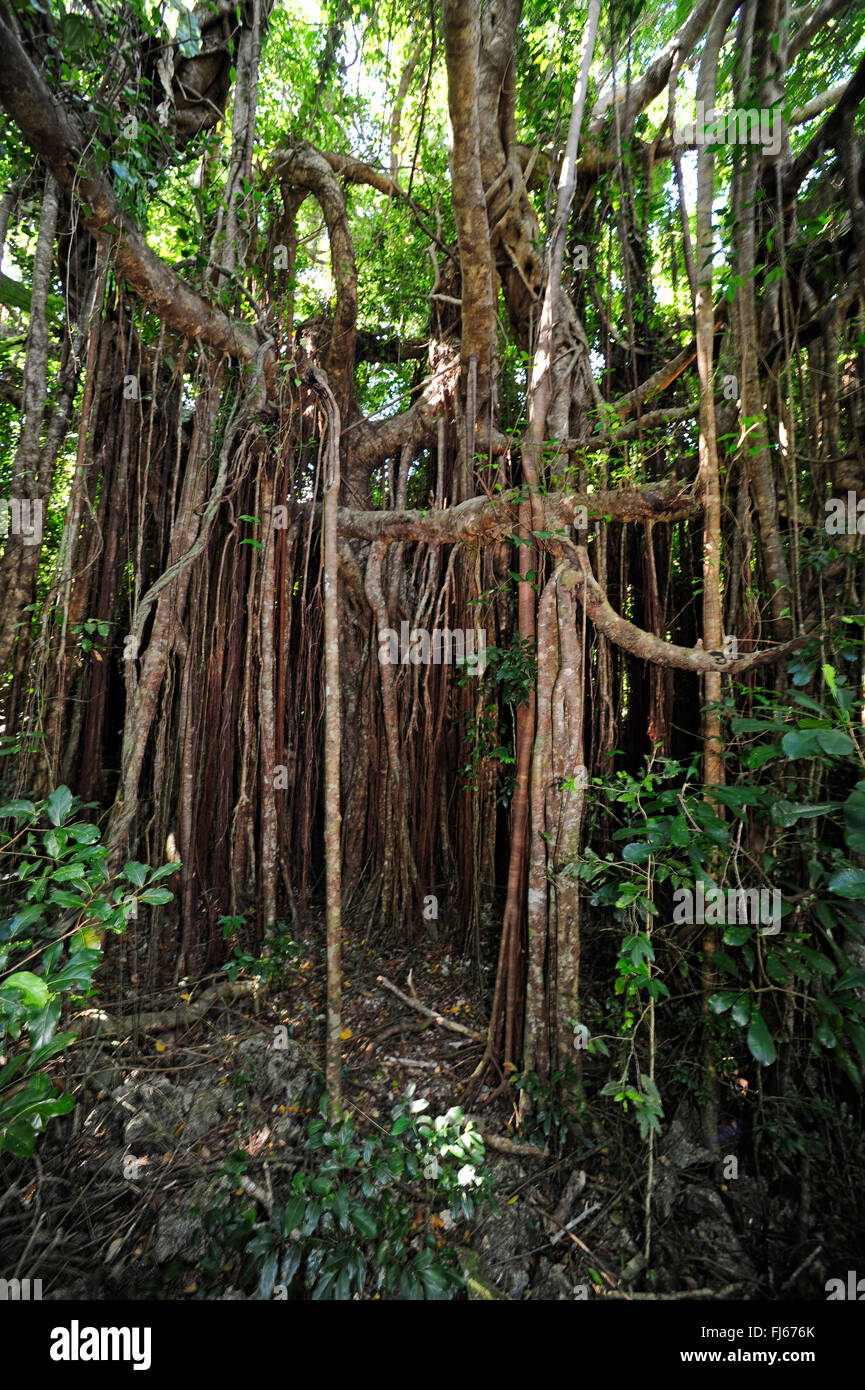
[562,404,698,453]
[335,476,701,544]
[308,147,455,261]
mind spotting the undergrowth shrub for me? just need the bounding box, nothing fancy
[194,1084,497,1300]
[0,787,177,1156]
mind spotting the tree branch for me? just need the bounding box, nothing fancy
[568,546,808,674]
[0,14,268,380]
[783,50,865,207]
[334,476,701,544]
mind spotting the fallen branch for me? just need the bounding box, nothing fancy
[73,979,264,1039]
[473,1129,549,1159]
[376,974,483,1040]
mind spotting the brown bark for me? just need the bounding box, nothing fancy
[0,173,58,673]
[441,0,497,405]
[308,369,344,1119]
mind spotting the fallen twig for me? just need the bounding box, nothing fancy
[383,1055,439,1070]
[464,1117,549,1158]
[376,974,483,1040]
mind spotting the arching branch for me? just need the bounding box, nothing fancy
[271,143,358,416]
[0,14,268,381]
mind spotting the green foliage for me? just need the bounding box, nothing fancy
[220,918,300,986]
[565,694,865,1097]
[70,617,112,655]
[0,787,178,1155]
[480,634,537,707]
[196,1085,495,1300]
[512,1066,585,1147]
[459,633,537,798]
[599,1072,664,1142]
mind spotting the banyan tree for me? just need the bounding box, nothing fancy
[1,0,864,1130]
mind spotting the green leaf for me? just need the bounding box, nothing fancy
[781,729,820,759]
[708,992,736,1014]
[833,1043,862,1092]
[815,1020,836,1048]
[279,1247,302,1285]
[258,1251,278,1300]
[835,967,865,992]
[28,1029,75,1069]
[1,1118,38,1156]
[745,744,781,769]
[43,829,67,858]
[2,971,49,1007]
[148,862,181,882]
[816,729,855,757]
[29,998,62,1050]
[622,841,656,863]
[771,799,836,828]
[50,862,86,883]
[47,890,87,909]
[795,946,836,979]
[65,823,100,845]
[0,799,36,821]
[722,925,752,946]
[828,868,865,900]
[140,888,173,905]
[670,816,690,846]
[282,1195,305,1235]
[45,948,100,991]
[45,786,74,826]
[746,1010,777,1067]
[842,782,865,830]
[2,905,45,939]
[350,1203,378,1239]
[712,949,740,977]
[122,862,149,887]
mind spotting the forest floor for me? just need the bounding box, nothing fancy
[0,920,817,1301]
